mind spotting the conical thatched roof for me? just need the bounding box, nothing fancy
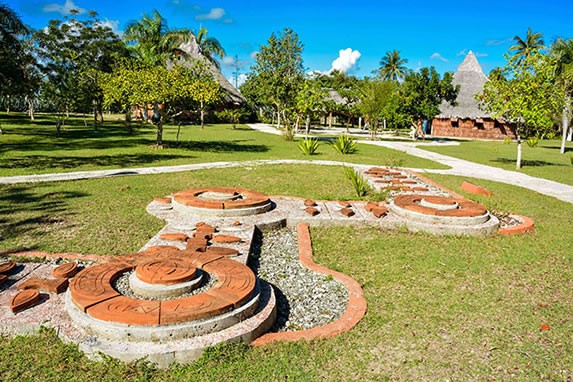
[324,88,346,105]
[437,51,490,119]
[177,36,246,106]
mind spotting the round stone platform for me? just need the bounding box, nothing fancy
[172,188,272,217]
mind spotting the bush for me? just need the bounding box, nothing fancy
[503,137,512,144]
[526,137,539,148]
[343,166,371,197]
[331,134,357,154]
[298,138,320,155]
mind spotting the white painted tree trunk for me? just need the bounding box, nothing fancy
[358,116,362,129]
[516,133,522,169]
[560,98,570,154]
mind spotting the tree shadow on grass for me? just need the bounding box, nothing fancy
[178,140,268,153]
[539,145,573,153]
[0,185,89,251]
[492,158,566,167]
[0,153,194,171]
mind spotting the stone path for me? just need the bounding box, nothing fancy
[0,123,571,204]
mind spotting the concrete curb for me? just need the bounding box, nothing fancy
[498,214,535,235]
[252,223,367,346]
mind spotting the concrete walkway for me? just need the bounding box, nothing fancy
[1,123,571,204]
[248,123,573,203]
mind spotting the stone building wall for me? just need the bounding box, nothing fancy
[431,118,516,140]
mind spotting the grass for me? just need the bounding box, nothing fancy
[422,139,573,185]
[1,165,572,381]
[0,113,446,177]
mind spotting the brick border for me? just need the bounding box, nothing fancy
[252,223,367,346]
[402,169,465,198]
[460,181,493,197]
[1,250,110,263]
[498,214,535,235]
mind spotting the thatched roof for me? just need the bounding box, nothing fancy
[437,51,491,119]
[324,88,346,105]
[177,36,246,106]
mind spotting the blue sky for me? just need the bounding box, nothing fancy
[9,0,573,86]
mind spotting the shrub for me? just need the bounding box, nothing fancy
[298,138,320,155]
[526,137,539,148]
[343,166,371,197]
[283,126,294,141]
[503,137,512,144]
[331,134,357,154]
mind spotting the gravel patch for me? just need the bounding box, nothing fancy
[250,227,348,332]
[112,270,217,301]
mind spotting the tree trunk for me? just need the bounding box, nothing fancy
[516,132,522,169]
[200,101,205,129]
[328,112,332,129]
[294,114,300,134]
[156,122,163,146]
[276,108,281,129]
[358,116,362,129]
[561,97,571,153]
[27,97,35,121]
[176,123,182,144]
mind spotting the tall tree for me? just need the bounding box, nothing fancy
[246,28,304,131]
[194,27,225,68]
[294,78,327,135]
[550,38,573,153]
[479,51,561,169]
[509,27,545,65]
[374,50,409,81]
[400,67,458,138]
[34,12,128,126]
[358,79,404,139]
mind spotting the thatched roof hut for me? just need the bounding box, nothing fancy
[177,36,246,106]
[437,51,490,119]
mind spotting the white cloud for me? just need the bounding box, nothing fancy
[475,52,488,57]
[485,38,512,46]
[228,73,247,89]
[330,48,361,73]
[196,7,226,20]
[430,52,448,62]
[457,49,467,56]
[222,56,236,66]
[249,51,258,59]
[96,18,121,36]
[43,0,86,15]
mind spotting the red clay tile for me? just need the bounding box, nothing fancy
[205,247,240,257]
[10,289,41,313]
[51,262,78,279]
[212,235,243,244]
[0,261,16,274]
[159,233,189,242]
[340,208,355,217]
[372,206,389,218]
[193,232,212,240]
[304,199,317,207]
[0,274,7,284]
[461,181,493,196]
[18,277,69,294]
[160,294,232,324]
[87,296,160,325]
[305,207,319,216]
[233,220,242,226]
[153,197,172,204]
[364,202,378,212]
[135,258,198,285]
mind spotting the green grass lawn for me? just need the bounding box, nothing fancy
[422,139,573,185]
[0,113,446,177]
[1,165,571,381]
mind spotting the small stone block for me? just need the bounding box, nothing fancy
[372,206,389,218]
[340,208,355,217]
[195,221,206,227]
[205,247,240,257]
[233,220,242,226]
[337,201,352,208]
[18,277,69,294]
[305,207,320,216]
[364,202,378,212]
[154,197,172,204]
[193,232,212,240]
[0,261,16,274]
[0,274,7,284]
[212,235,243,244]
[51,262,78,279]
[187,237,209,246]
[160,233,189,242]
[304,199,317,207]
[413,187,429,192]
[196,225,216,235]
[10,289,41,313]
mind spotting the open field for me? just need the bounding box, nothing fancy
[0,113,446,177]
[1,165,571,381]
[422,139,573,185]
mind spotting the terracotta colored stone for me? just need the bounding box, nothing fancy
[159,293,232,324]
[187,237,209,247]
[402,180,417,184]
[0,274,7,284]
[135,258,198,285]
[412,187,429,192]
[337,201,352,208]
[364,202,378,212]
[195,221,206,227]
[87,296,160,325]
[153,197,172,204]
[388,171,401,176]
[304,199,317,207]
[390,179,403,185]
[51,262,78,279]
[159,233,189,242]
[372,206,389,218]
[202,259,256,308]
[205,246,240,257]
[173,188,270,211]
[196,225,216,235]
[305,207,319,216]
[461,181,493,196]
[186,242,207,252]
[0,261,16,274]
[18,277,69,294]
[340,208,355,217]
[233,220,242,226]
[499,214,535,235]
[10,289,41,313]
[393,175,407,179]
[212,235,242,244]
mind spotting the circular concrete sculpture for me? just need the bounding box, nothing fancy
[390,195,499,235]
[65,247,276,366]
[171,187,272,217]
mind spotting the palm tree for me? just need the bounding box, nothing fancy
[509,28,545,65]
[195,27,225,68]
[551,37,573,153]
[375,50,409,81]
[0,5,29,91]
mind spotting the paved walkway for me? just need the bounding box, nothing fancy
[248,124,573,204]
[1,124,572,204]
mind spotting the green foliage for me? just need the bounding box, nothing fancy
[504,137,512,144]
[330,134,357,154]
[358,79,406,138]
[295,79,327,133]
[526,137,539,147]
[298,138,320,155]
[216,108,247,128]
[343,166,371,197]
[374,49,410,81]
[570,155,573,165]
